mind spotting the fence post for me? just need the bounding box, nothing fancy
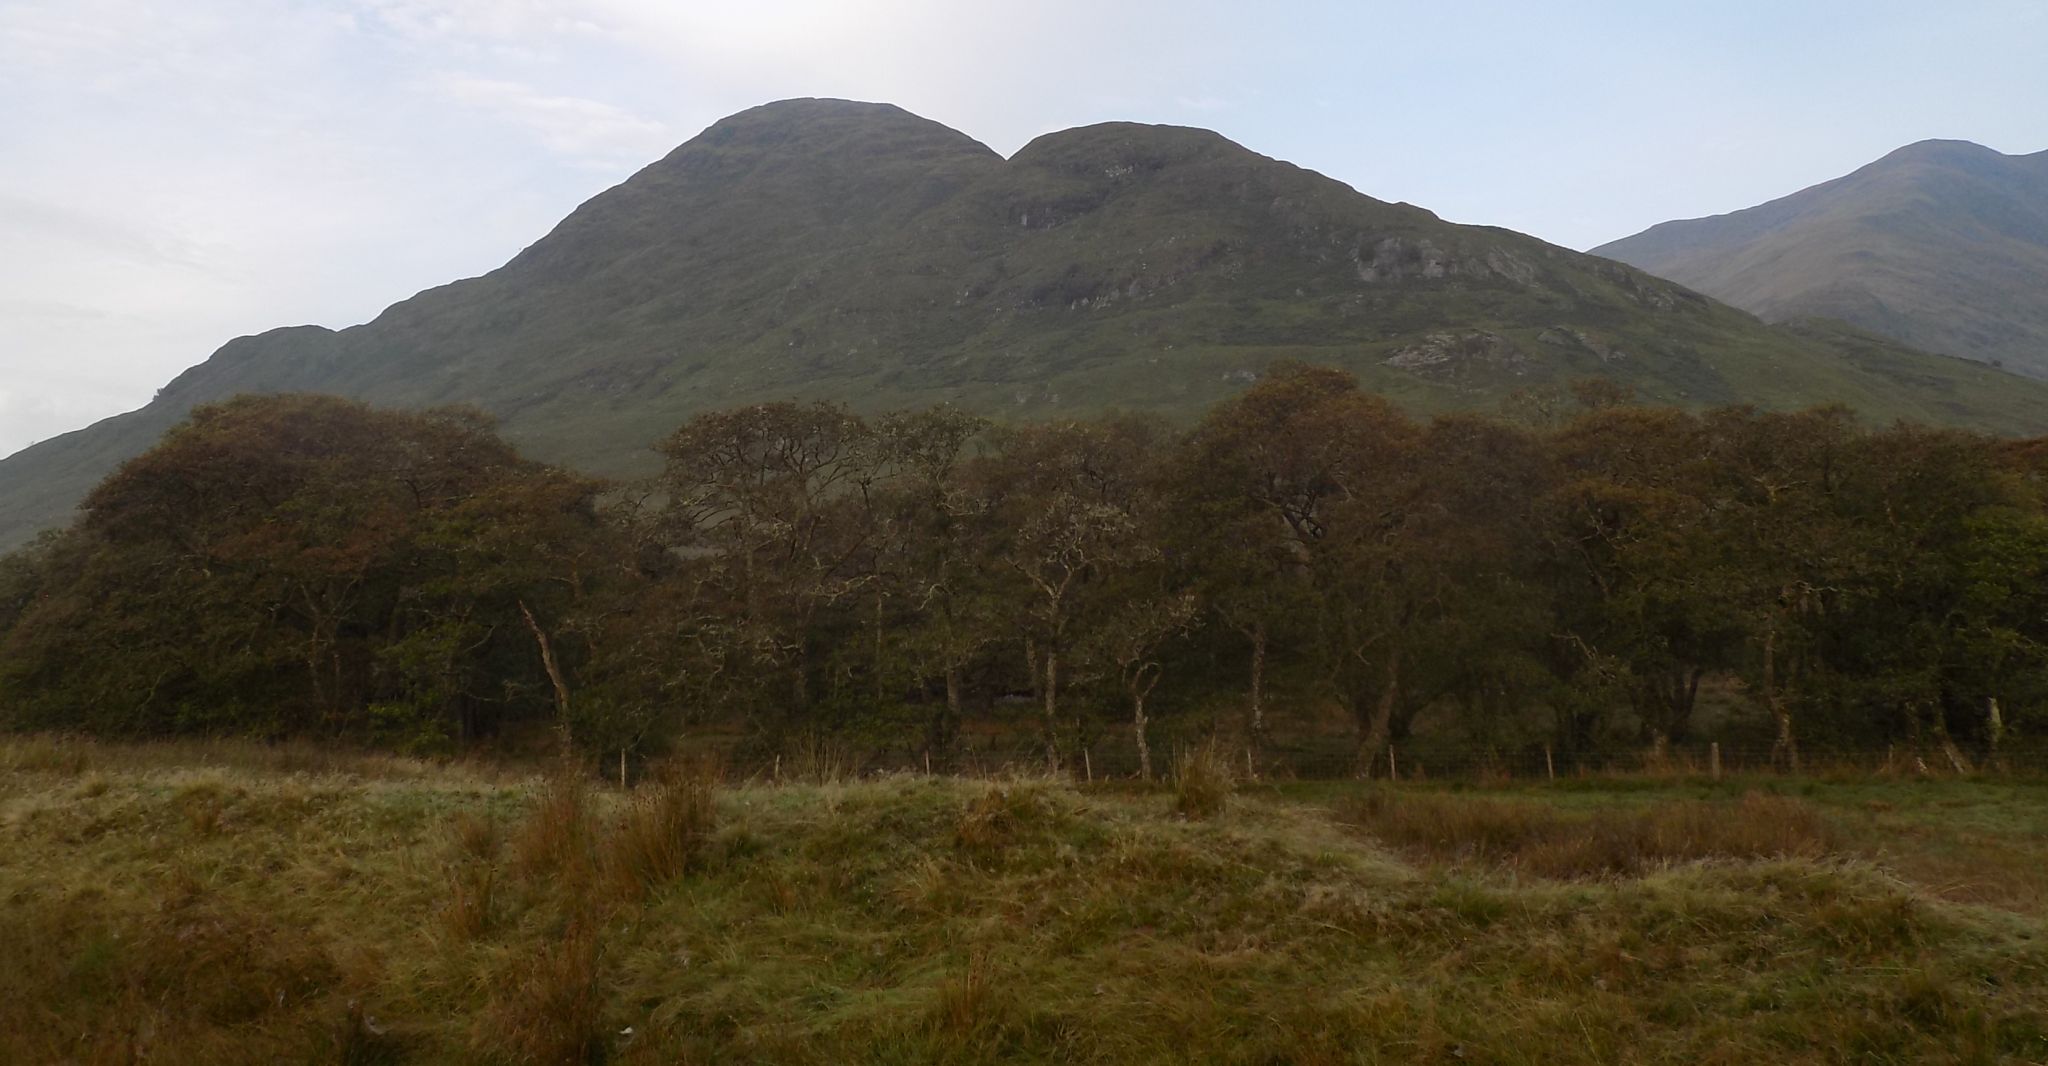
[1710,742,1721,781]
[1545,744,1555,783]
[1246,747,1256,783]
[924,749,932,776]
[1388,744,1398,783]
[1084,748,1093,784]
[620,748,627,790]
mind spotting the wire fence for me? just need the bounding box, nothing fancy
[682,733,2048,787]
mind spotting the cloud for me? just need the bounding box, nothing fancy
[429,72,676,164]
[0,194,209,270]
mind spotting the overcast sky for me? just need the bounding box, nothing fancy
[2,0,2043,459]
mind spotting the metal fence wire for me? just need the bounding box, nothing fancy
[689,734,2045,785]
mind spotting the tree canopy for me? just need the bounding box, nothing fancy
[4,377,2045,773]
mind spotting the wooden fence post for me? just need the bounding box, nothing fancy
[1545,745,1555,783]
[1388,744,1398,783]
[1710,742,1722,781]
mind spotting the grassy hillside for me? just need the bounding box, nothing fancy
[3,738,2046,1063]
[1595,139,2048,376]
[9,104,2048,551]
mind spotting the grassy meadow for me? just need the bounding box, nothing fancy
[2,737,2046,1064]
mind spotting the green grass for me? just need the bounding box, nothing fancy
[3,738,2046,1062]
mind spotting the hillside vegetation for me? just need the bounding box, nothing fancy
[2,738,2046,1063]
[8,101,2048,551]
[1597,139,2048,375]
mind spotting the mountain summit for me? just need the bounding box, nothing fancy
[6,101,2047,550]
[1594,139,2048,373]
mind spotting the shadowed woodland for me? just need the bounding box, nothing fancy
[5,365,2047,777]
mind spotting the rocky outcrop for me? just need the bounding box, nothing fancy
[1384,331,1531,383]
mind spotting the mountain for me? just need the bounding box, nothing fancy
[1594,139,2048,374]
[7,101,2048,552]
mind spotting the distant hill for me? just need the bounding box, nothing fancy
[1595,139,2048,374]
[7,101,2048,551]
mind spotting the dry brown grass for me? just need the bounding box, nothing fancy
[5,741,2044,1063]
[952,778,1065,854]
[450,808,500,860]
[171,778,233,836]
[1,733,92,773]
[439,810,505,940]
[1343,788,1837,878]
[780,731,862,783]
[929,950,1007,1043]
[442,861,499,941]
[512,770,596,883]
[603,761,718,901]
[1173,742,1235,820]
[0,732,522,782]
[332,999,408,1066]
[0,889,341,1064]
[475,921,606,1064]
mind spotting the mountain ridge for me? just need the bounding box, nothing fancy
[1594,139,2048,374]
[6,99,2048,551]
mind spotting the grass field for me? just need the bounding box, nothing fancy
[2,738,2045,1064]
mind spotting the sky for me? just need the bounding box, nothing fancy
[1,0,2043,460]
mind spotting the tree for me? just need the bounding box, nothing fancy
[970,415,1174,772]
[0,396,612,747]
[652,402,881,727]
[869,408,999,764]
[1543,404,1742,753]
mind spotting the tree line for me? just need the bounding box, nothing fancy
[3,366,2044,774]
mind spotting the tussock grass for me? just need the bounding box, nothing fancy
[603,760,718,900]
[0,890,341,1063]
[450,808,500,860]
[475,921,606,1064]
[954,778,1061,852]
[1,733,92,773]
[777,730,863,784]
[1172,742,1234,820]
[442,860,498,941]
[512,770,597,883]
[332,999,408,1065]
[1342,787,1836,877]
[3,742,2046,1063]
[929,949,1011,1048]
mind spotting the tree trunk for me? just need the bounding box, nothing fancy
[1133,691,1152,782]
[1929,703,1972,774]
[930,665,963,769]
[1357,649,1402,778]
[1248,622,1267,750]
[518,599,572,756]
[1042,648,1061,774]
[791,644,809,711]
[1762,624,1798,773]
[873,588,889,703]
[1670,668,1703,744]
[1130,663,1161,782]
